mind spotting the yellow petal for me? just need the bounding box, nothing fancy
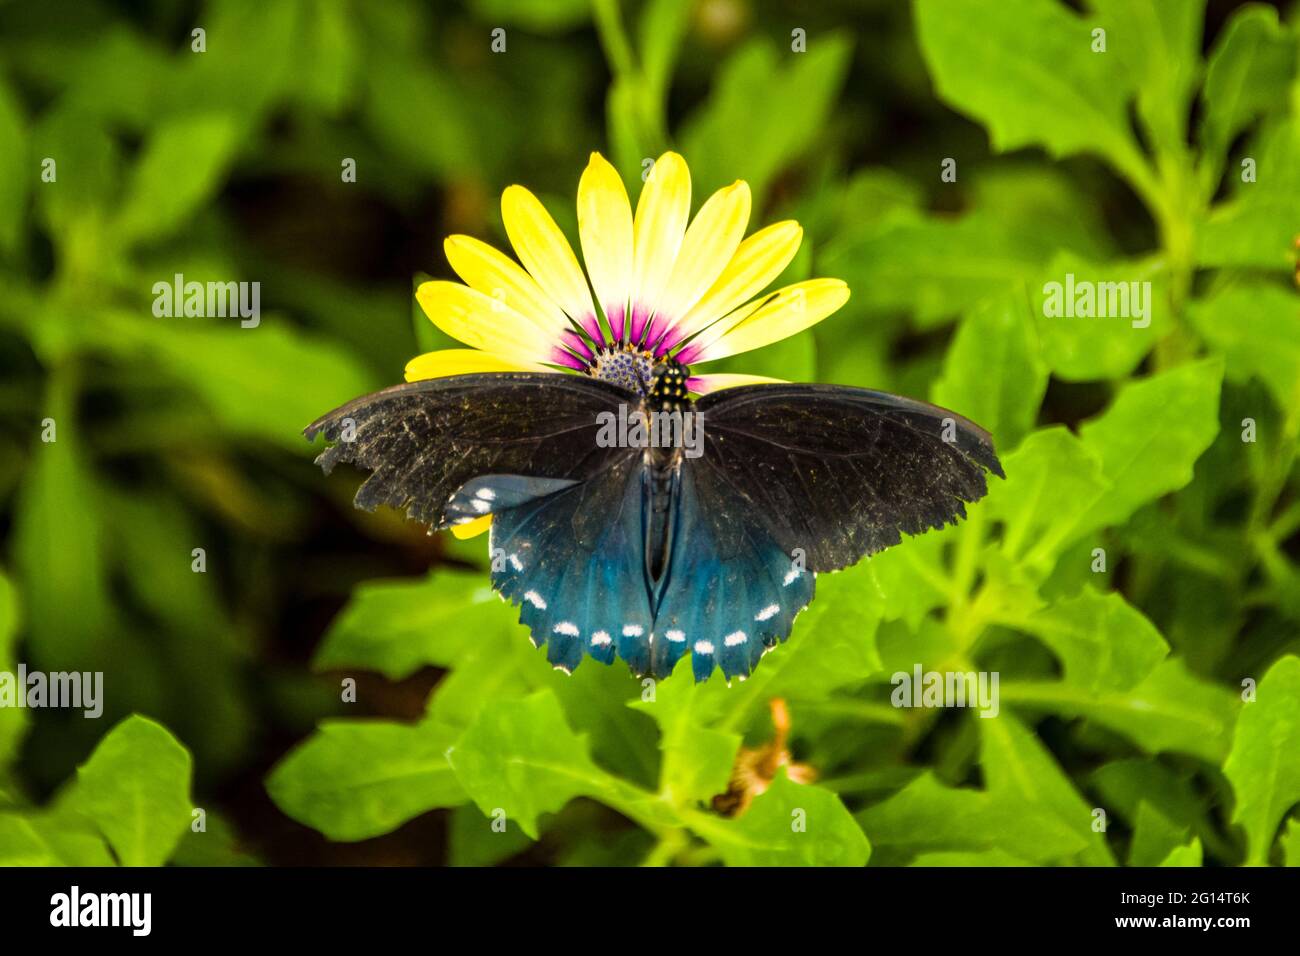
[687,372,785,395]
[668,221,803,348]
[501,185,598,335]
[415,280,554,365]
[405,349,544,382]
[655,180,751,333]
[631,151,691,335]
[444,235,568,335]
[577,152,634,332]
[451,514,493,539]
[684,279,850,363]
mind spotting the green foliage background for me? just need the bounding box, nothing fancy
[1,0,1299,867]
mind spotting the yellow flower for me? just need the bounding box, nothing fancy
[408,151,850,395]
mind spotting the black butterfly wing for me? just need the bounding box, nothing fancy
[693,383,1004,573]
[304,373,637,529]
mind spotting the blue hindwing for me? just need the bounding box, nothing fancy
[651,465,816,682]
[486,458,656,675]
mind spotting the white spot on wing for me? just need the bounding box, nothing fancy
[508,554,523,572]
[622,624,644,637]
[524,591,547,609]
[693,640,715,655]
[665,629,686,643]
[475,488,496,501]
[783,567,802,586]
[552,621,579,637]
[471,498,490,513]
[724,631,747,647]
[755,604,780,622]
[591,630,612,647]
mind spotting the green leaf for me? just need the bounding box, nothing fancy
[424,627,542,731]
[161,0,301,121]
[1090,758,1205,833]
[932,292,1047,452]
[11,372,116,669]
[1158,839,1204,867]
[821,214,1045,328]
[909,848,1033,866]
[969,163,1116,262]
[365,56,482,180]
[1281,817,1300,867]
[1074,359,1223,534]
[715,772,869,867]
[1198,116,1300,269]
[0,814,63,866]
[171,811,261,867]
[0,77,28,256]
[1187,283,1300,415]
[448,804,535,867]
[1011,588,1168,693]
[987,427,1111,573]
[112,112,241,245]
[125,316,378,449]
[980,712,1115,865]
[1032,255,1163,380]
[1129,800,1193,866]
[1086,0,1203,151]
[30,106,120,243]
[447,690,612,839]
[638,0,692,107]
[266,719,465,841]
[470,0,590,32]
[1002,658,1240,763]
[314,569,505,679]
[681,34,853,205]
[18,813,116,867]
[630,659,741,806]
[859,771,1087,863]
[861,532,950,630]
[1200,4,1297,164]
[61,716,193,867]
[915,0,1149,186]
[1223,655,1300,865]
[0,571,25,767]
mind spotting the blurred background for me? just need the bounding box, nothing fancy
[0,0,1297,867]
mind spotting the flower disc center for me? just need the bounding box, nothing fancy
[590,345,655,395]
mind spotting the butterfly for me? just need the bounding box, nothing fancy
[306,357,1003,683]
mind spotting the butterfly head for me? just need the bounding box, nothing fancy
[649,358,692,412]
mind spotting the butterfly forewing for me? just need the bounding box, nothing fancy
[694,383,1004,573]
[304,373,637,529]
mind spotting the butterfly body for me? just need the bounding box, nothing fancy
[307,372,1002,682]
